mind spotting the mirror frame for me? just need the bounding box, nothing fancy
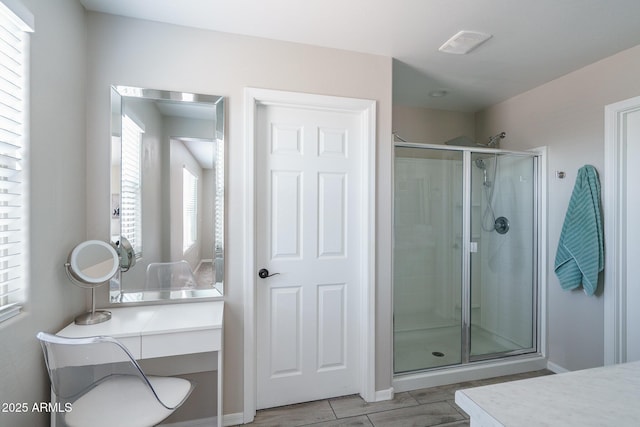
[110,85,225,303]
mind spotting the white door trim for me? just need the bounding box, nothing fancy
[243,88,376,422]
[603,95,640,365]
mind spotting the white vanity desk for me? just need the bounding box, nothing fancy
[455,361,640,426]
[56,301,224,426]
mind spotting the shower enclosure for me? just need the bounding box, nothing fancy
[393,143,540,374]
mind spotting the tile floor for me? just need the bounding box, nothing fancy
[241,369,553,426]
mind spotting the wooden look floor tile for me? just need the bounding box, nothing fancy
[249,400,336,426]
[367,401,464,427]
[306,415,374,426]
[329,392,419,418]
[242,370,553,426]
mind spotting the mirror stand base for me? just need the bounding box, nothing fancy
[75,310,111,325]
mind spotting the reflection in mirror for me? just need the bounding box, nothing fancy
[110,86,224,303]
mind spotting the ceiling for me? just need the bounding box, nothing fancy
[154,101,216,170]
[80,0,640,112]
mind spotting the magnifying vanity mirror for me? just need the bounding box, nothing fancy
[110,86,224,303]
[66,240,119,324]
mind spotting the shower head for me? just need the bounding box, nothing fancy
[475,156,493,187]
[487,131,506,147]
[475,158,486,169]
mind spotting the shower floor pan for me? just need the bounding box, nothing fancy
[394,325,514,373]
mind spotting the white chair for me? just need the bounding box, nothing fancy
[37,332,195,427]
[145,260,197,291]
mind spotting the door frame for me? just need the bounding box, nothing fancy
[243,88,376,422]
[603,95,640,365]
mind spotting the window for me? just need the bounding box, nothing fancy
[182,167,197,252]
[0,0,32,323]
[121,114,143,258]
[214,136,224,254]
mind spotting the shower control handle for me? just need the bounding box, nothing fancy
[258,268,280,279]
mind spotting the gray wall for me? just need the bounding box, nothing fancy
[84,12,394,417]
[0,0,87,426]
[475,43,640,371]
[392,105,476,144]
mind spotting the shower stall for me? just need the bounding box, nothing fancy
[393,141,543,379]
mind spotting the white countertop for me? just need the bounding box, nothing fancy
[455,361,640,426]
[57,301,224,359]
[58,301,223,338]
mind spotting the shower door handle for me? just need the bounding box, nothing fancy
[258,268,280,279]
[469,241,478,253]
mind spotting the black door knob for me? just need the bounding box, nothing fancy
[258,268,280,279]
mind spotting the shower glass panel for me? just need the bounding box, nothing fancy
[393,147,464,372]
[469,153,536,359]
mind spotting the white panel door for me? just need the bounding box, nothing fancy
[625,109,640,362]
[256,104,361,409]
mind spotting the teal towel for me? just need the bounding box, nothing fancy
[554,165,604,295]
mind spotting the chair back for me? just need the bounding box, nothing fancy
[36,332,183,409]
[145,260,197,290]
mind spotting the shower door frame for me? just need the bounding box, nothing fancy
[465,149,540,363]
[393,142,545,373]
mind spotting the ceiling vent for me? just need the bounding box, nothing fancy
[439,31,492,55]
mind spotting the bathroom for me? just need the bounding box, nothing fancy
[1,0,640,426]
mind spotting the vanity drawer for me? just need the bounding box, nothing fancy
[141,328,222,358]
[56,331,142,360]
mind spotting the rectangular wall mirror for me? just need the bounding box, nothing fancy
[110,86,224,303]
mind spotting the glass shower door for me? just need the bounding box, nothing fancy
[393,147,464,372]
[468,152,537,359]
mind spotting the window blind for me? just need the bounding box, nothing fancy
[121,115,143,258]
[0,1,30,323]
[214,137,224,253]
[182,167,197,252]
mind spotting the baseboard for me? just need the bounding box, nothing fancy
[374,387,394,402]
[546,361,570,374]
[223,412,244,426]
[161,416,216,427]
[161,413,243,427]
